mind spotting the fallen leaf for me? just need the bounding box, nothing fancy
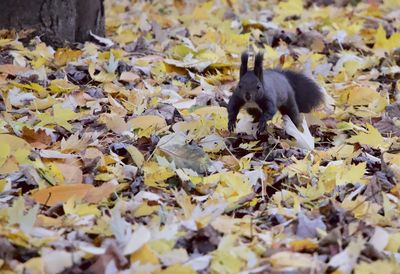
[21,127,52,149]
[31,184,94,206]
[120,71,140,83]
[84,182,117,203]
[0,64,30,75]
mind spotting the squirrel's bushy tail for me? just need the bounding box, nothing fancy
[282,70,324,113]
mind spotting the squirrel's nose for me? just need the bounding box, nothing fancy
[245,93,251,100]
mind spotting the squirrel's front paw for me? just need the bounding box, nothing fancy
[256,121,266,135]
[228,120,236,132]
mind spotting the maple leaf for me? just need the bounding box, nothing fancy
[374,25,400,51]
[347,124,390,149]
[36,104,79,131]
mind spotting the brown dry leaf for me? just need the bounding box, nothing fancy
[21,127,52,149]
[119,71,140,83]
[100,113,130,134]
[61,132,92,153]
[108,96,128,117]
[84,182,117,203]
[0,64,30,75]
[0,73,7,85]
[55,163,83,184]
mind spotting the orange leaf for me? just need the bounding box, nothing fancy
[31,184,94,206]
[0,64,30,75]
[83,182,117,203]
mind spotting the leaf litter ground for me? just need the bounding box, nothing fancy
[0,0,400,273]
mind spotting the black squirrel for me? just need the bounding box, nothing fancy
[228,51,324,135]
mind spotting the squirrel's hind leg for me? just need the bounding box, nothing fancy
[280,97,301,127]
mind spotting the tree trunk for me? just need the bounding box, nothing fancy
[0,0,105,47]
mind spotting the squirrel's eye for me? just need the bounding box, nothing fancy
[257,84,262,89]
[238,84,242,89]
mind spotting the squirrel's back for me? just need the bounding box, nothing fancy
[280,70,324,113]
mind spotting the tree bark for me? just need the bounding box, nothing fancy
[0,0,105,47]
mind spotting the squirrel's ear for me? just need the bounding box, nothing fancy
[254,51,264,81]
[240,52,248,78]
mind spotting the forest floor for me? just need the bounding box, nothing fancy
[0,0,400,273]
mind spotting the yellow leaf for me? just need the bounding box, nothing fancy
[143,161,175,188]
[383,153,400,165]
[130,244,160,265]
[128,115,167,137]
[129,115,167,130]
[134,202,160,218]
[354,260,399,274]
[126,145,145,167]
[345,86,385,106]
[383,0,400,9]
[190,1,214,21]
[63,197,100,216]
[296,183,326,201]
[192,172,253,206]
[289,239,319,252]
[0,134,31,172]
[0,179,7,192]
[99,113,129,134]
[13,82,47,97]
[36,214,62,228]
[48,79,79,94]
[347,124,389,149]
[36,104,79,131]
[0,142,10,167]
[88,62,116,83]
[274,0,304,21]
[31,57,47,68]
[46,163,65,184]
[385,233,400,252]
[94,173,115,181]
[6,229,30,247]
[0,157,19,174]
[171,44,194,59]
[18,257,44,274]
[148,239,175,254]
[239,154,252,170]
[29,97,58,110]
[269,252,315,268]
[337,162,367,185]
[374,25,400,51]
[192,106,227,117]
[54,48,82,67]
[341,195,381,219]
[211,235,245,274]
